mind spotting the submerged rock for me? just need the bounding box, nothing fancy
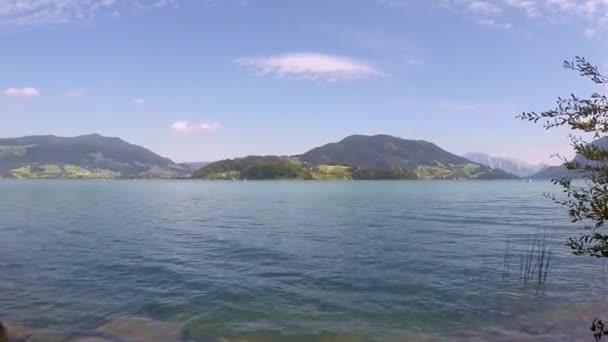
[95,317,183,342]
[8,328,67,342]
[0,322,7,342]
[68,335,123,342]
[0,318,183,342]
[2,323,123,342]
[4,323,37,342]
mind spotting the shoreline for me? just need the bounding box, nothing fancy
[0,319,596,342]
[0,177,537,181]
[2,302,603,342]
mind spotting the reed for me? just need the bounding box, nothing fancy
[502,234,512,281]
[503,229,556,286]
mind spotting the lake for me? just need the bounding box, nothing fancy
[1,180,607,341]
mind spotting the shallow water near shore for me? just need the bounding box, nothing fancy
[1,180,608,341]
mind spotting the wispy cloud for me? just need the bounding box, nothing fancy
[476,17,513,29]
[437,101,478,112]
[434,99,519,116]
[65,88,87,97]
[171,121,220,134]
[379,0,608,36]
[388,96,518,116]
[508,0,608,36]
[376,0,410,8]
[3,87,40,98]
[0,0,181,29]
[468,1,503,16]
[131,97,146,106]
[237,52,385,81]
[584,27,598,39]
[405,56,426,67]
[504,0,541,18]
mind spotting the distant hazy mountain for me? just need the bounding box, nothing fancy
[530,165,578,179]
[0,134,188,179]
[180,162,210,172]
[531,137,607,179]
[463,152,548,177]
[194,134,517,180]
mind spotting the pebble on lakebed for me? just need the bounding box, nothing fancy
[3,317,183,342]
[94,317,183,342]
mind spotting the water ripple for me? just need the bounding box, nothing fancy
[0,180,606,340]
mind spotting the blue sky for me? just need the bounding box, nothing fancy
[1,0,606,164]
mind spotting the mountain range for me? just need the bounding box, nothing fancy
[194,135,516,180]
[180,162,210,172]
[0,133,519,180]
[463,152,548,178]
[530,137,608,179]
[0,134,188,179]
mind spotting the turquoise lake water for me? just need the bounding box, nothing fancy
[1,180,607,341]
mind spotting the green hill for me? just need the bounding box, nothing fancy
[299,135,514,180]
[0,134,188,179]
[192,156,418,180]
[192,156,365,180]
[193,135,515,180]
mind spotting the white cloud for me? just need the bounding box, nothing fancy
[376,0,410,8]
[237,52,385,81]
[546,0,576,12]
[406,0,515,30]
[518,0,608,34]
[3,87,40,98]
[584,27,598,38]
[438,101,478,112]
[380,0,608,36]
[131,97,146,106]
[405,56,426,66]
[171,121,220,134]
[476,17,513,29]
[0,0,180,29]
[65,88,86,97]
[434,100,519,116]
[504,0,541,18]
[468,1,503,16]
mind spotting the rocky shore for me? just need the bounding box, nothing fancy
[1,317,183,342]
[0,303,604,342]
